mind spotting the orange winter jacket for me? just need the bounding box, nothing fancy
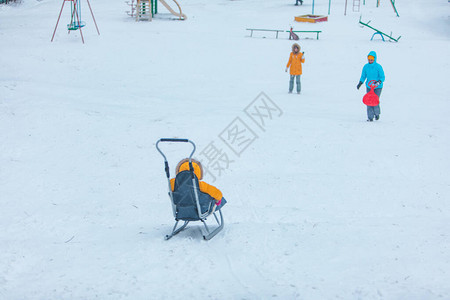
[170,161,223,201]
[286,52,305,75]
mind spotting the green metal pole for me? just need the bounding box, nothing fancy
[328,0,331,15]
[390,0,399,17]
[312,0,315,14]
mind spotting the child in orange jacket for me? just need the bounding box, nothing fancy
[170,158,223,206]
[285,43,305,94]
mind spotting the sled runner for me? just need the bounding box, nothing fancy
[156,138,226,240]
[363,80,380,106]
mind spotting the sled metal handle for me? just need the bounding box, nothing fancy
[155,138,197,175]
[155,138,203,222]
[160,138,189,142]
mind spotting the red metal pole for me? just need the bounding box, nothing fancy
[86,0,100,35]
[73,0,85,43]
[51,0,67,42]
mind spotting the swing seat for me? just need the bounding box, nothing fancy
[67,21,86,30]
[166,170,226,240]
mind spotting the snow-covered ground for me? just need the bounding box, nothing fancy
[1,0,449,298]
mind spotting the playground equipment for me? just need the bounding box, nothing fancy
[309,0,398,17]
[346,0,399,16]
[246,28,322,40]
[51,0,99,43]
[353,0,361,12]
[136,0,153,21]
[377,0,399,16]
[126,0,155,20]
[310,0,333,15]
[126,0,186,21]
[389,0,399,17]
[295,14,328,23]
[160,0,186,20]
[359,17,401,42]
[289,29,322,40]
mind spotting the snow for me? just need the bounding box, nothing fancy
[1,0,449,298]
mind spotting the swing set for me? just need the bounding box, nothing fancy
[51,0,100,43]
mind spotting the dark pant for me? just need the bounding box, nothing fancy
[295,0,303,5]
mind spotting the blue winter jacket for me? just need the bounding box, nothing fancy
[359,51,385,89]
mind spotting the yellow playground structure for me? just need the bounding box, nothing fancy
[126,0,186,21]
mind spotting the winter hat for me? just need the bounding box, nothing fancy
[176,158,204,180]
[292,43,300,52]
[368,55,375,60]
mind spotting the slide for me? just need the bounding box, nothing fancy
[158,0,187,20]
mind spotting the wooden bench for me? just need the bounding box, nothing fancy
[287,30,322,40]
[246,28,285,39]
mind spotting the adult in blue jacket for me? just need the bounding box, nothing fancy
[357,51,385,121]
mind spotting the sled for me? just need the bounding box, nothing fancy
[155,138,226,240]
[362,80,380,106]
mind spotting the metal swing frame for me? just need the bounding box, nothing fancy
[51,0,100,44]
[156,138,224,240]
